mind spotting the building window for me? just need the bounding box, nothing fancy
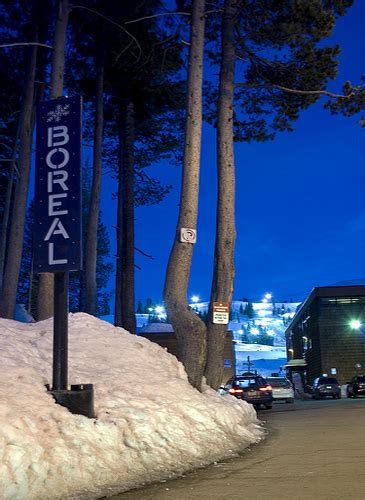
[320,296,365,306]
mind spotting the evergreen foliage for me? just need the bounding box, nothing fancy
[244,301,255,318]
[325,77,365,123]
[205,0,354,142]
[17,166,113,318]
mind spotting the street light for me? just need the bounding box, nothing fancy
[350,319,361,330]
[191,295,200,303]
[265,293,272,300]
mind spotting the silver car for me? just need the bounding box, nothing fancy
[267,377,294,403]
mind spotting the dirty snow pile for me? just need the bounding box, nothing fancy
[0,313,264,499]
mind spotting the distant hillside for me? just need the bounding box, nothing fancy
[101,299,301,377]
[189,300,300,347]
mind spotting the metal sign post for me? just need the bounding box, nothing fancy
[53,272,69,390]
[34,96,94,417]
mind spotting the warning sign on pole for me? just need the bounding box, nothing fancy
[212,302,229,324]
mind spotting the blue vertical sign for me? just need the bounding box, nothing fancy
[34,96,82,273]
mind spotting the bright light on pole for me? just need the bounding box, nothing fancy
[191,295,200,303]
[350,320,361,330]
[264,293,272,300]
[155,306,164,314]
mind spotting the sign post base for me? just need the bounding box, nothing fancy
[47,384,95,418]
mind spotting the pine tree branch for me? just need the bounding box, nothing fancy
[135,247,154,259]
[125,11,191,24]
[70,5,142,58]
[234,83,362,99]
[124,9,221,25]
[0,42,53,49]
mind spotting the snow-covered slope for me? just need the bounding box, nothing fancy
[0,313,263,499]
[188,300,300,378]
[102,299,300,380]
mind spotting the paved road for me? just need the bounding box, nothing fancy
[114,398,365,500]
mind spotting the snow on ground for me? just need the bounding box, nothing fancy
[234,343,286,359]
[234,343,287,378]
[0,313,264,500]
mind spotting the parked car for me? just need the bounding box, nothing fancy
[346,375,365,398]
[312,376,341,399]
[221,374,273,409]
[266,377,294,403]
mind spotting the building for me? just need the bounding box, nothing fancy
[285,285,365,385]
[139,324,236,384]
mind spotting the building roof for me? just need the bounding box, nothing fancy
[285,285,365,336]
[139,323,174,333]
[283,359,307,368]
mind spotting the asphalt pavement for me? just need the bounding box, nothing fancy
[113,398,365,500]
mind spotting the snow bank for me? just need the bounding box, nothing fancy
[0,313,263,499]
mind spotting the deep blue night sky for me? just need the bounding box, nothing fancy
[101,1,365,306]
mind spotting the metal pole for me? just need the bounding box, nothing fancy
[53,271,69,390]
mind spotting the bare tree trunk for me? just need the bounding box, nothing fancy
[121,101,136,334]
[37,0,69,320]
[0,123,19,292]
[114,111,123,326]
[163,0,206,389]
[84,55,104,315]
[115,100,136,334]
[205,0,237,389]
[0,44,38,318]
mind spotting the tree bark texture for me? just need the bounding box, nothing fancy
[84,55,104,315]
[121,101,136,334]
[37,0,69,320]
[0,121,20,293]
[205,0,237,390]
[114,100,136,334]
[163,0,207,389]
[114,114,123,326]
[0,44,38,318]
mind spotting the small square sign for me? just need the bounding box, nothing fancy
[213,302,229,324]
[224,359,231,368]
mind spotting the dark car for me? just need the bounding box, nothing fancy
[312,376,341,399]
[347,376,365,398]
[221,374,273,409]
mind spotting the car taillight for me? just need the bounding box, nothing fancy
[259,385,272,391]
[229,388,243,394]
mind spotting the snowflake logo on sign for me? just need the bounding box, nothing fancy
[47,103,70,123]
